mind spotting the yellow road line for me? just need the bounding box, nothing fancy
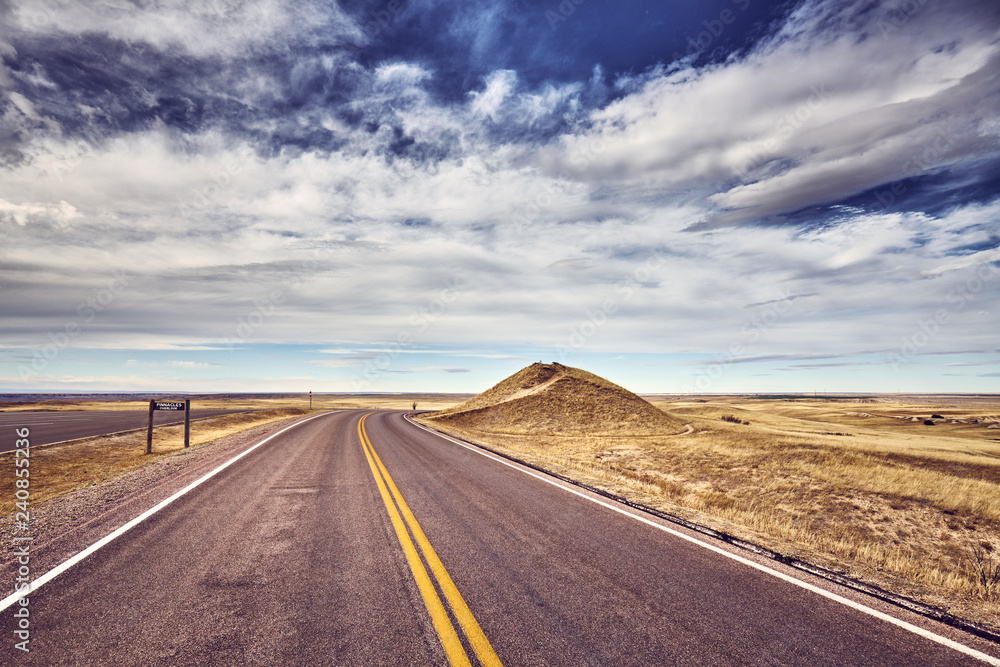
[360,413,504,667]
[363,419,504,667]
[358,415,471,667]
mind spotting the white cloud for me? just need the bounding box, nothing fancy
[470,70,516,120]
[8,0,361,58]
[546,0,1000,226]
[0,197,79,225]
[923,246,1000,278]
[167,360,216,368]
[375,62,431,86]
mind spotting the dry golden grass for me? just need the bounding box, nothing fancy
[421,379,1000,629]
[0,407,312,516]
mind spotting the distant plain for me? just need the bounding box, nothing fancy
[421,381,1000,632]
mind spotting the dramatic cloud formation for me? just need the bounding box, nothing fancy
[0,0,997,393]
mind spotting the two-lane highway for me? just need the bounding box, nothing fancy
[2,410,998,665]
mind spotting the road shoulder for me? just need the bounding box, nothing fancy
[0,413,326,587]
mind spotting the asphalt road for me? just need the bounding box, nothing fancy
[2,410,998,665]
[0,408,251,452]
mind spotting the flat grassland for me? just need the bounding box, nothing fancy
[422,394,1000,629]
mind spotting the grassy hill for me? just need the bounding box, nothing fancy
[423,362,687,436]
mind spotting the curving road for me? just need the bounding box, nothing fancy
[1,410,998,665]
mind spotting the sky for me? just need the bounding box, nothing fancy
[0,0,998,395]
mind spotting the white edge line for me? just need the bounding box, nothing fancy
[405,415,1000,667]
[1,411,331,612]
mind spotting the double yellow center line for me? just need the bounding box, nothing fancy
[358,413,503,667]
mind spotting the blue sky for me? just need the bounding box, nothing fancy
[1,0,998,394]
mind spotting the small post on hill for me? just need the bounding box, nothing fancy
[146,399,155,454]
[184,399,191,448]
[309,391,312,410]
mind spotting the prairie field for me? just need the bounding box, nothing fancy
[421,394,1000,629]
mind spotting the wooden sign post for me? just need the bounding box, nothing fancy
[146,399,190,453]
[146,399,154,454]
[184,399,191,448]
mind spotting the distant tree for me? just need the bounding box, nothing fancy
[411,401,417,411]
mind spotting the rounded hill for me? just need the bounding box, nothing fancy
[425,362,686,436]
